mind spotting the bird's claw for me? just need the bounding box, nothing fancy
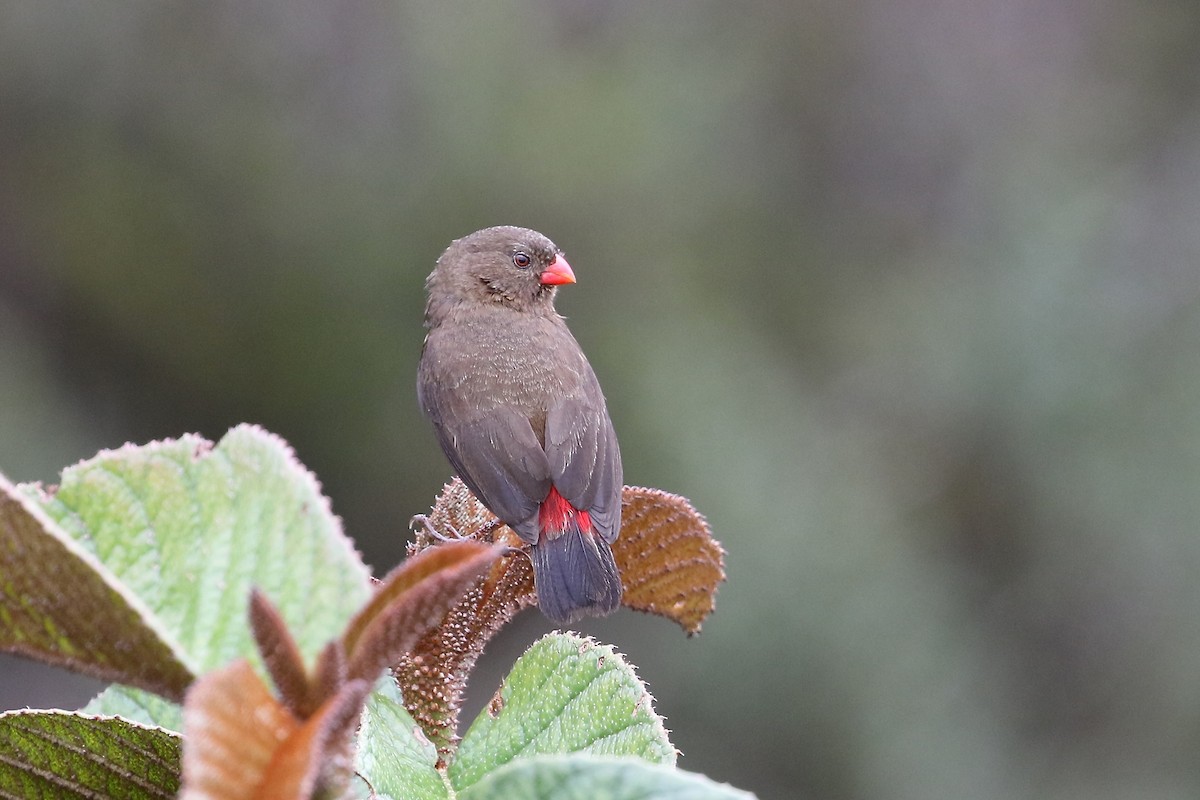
[409,514,465,542]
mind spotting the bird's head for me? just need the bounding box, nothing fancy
[425,226,575,324]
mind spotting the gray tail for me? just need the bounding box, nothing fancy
[531,524,622,625]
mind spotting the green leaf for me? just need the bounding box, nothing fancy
[0,474,195,701]
[458,755,756,800]
[0,709,181,799]
[449,632,675,792]
[357,678,448,800]
[84,685,183,732]
[26,425,373,676]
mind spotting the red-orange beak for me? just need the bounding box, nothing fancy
[539,254,576,286]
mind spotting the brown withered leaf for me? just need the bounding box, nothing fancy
[613,486,726,635]
[395,479,725,756]
[306,641,348,720]
[341,540,502,687]
[179,659,371,800]
[396,546,535,756]
[399,480,536,756]
[248,589,311,718]
[256,678,371,800]
[179,660,298,800]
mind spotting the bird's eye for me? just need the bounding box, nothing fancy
[513,252,532,269]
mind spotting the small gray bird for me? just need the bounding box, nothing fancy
[417,226,622,624]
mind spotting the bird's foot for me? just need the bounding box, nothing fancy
[409,514,465,542]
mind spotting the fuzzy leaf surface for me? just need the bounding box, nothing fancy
[255,677,372,800]
[356,679,447,800]
[458,755,756,800]
[85,685,184,731]
[24,425,372,688]
[0,710,181,799]
[342,540,500,686]
[178,659,299,800]
[178,659,374,800]
[397,483,538,754]
[614,486,725,635]
[448,632,674,793]
[397,479,724,752]
[0,473,194,700]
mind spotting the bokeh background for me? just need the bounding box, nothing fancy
[3,1,1200,798]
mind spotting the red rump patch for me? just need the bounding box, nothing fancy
[539,485,592,534]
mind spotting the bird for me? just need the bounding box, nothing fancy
[417,225,623,624]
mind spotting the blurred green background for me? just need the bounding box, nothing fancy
[3,2,1200,798]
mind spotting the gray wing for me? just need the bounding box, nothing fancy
[544,380,623,544]
[418,368,550,543]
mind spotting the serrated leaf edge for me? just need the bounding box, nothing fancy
[510,633,673,763]
[2,472,199,676]
[0,706,184,738]
[449,631,676,792]
[456,753,756,800]
[220,424,372,586]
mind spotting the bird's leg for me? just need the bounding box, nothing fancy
[478,518,504,542]
[409,514,464,542]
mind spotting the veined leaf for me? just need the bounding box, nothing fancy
[0,474,194,700]
[356,679,447,800]
[458,755,756,800]
[448,632,675,793]
[5,425,374,720]
[0,709,181,799]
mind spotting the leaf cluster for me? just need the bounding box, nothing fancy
[0,425,747,799]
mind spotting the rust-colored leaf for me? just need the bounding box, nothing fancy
[179,660,298,800]
[305,640,348,719]
[395,479,725,757]
[248,589,310,718]
[342,540,502,686]
[248,591,353,721]
[179,657,372,800]
[612,486,726,635]
[395,528,536,757]
[414,479,725,633]
[255,678,371,800]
